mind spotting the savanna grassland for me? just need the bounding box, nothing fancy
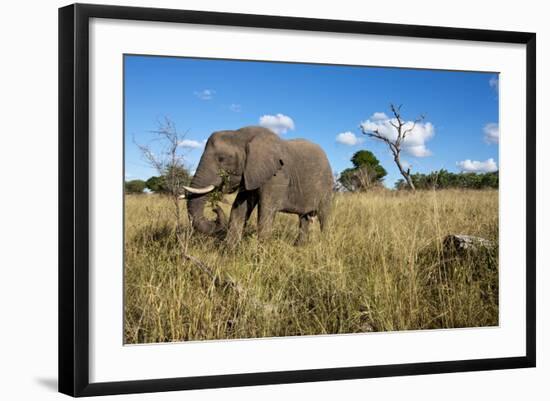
[124,189,498,344]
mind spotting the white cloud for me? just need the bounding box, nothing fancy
[483,122,499,144]
[335,131,364,146]
[360,113,435,157]
[489,75,499,92]
[456,158,498,173]
[371,112,388,121]
[178,139,206,149]
[229,103,241,112]
[194,89,215,100]
[259,113,295,135]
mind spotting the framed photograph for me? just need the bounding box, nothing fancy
[58,3,536,397]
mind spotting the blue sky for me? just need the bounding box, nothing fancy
[124,55,499,188]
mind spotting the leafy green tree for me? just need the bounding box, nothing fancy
[338,150,387,191]
[481,171,499,188]
[145,166,191,194]
[338,168,359,191]
[145,176,165,193]
[351,150,388,181]
[395,169,499,190]
[125,179,146,194]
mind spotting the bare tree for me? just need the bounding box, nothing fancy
[135,117,191,233]
[361,104,424,191]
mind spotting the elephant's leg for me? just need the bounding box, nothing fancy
[243,191,259,228]
[318,198,331,232]
[294,214,312,246]
[257,202,277,241]
[225,192,256,246]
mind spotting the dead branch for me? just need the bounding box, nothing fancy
[362,103,425,190]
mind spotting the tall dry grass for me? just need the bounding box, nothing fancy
[124,189,498,344]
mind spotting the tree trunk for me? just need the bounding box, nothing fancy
[394,153,415,191]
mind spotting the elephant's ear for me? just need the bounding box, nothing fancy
[244,132,284,190]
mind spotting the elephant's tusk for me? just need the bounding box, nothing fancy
[183,184,215,194]
[178,194,186,199]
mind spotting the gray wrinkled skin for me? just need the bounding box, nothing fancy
[186,126,333,246]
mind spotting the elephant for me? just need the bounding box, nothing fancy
[183,126,333,246]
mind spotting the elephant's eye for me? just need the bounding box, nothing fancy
[218,154,233,164]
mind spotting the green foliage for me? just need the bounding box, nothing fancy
[208,169,230,208]
[125,179,146,194]
[145,176,165,193]
[395,169,499,190]
[339,150,387,191]
[351,150,386,175]
[145,165,191,194]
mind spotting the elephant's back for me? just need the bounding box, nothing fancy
[287,139,332,174]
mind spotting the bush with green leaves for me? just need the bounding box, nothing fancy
[145,166,191,194]
[395,169,499,190]
[125,179,146,194]
[338,150,387,192]
[145,176,165,193]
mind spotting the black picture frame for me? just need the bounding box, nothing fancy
[59,3,536,397]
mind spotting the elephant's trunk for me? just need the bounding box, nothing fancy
[187,194,221,235]
[186,157,226,236]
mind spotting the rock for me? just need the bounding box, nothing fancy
[443,234,494,254]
